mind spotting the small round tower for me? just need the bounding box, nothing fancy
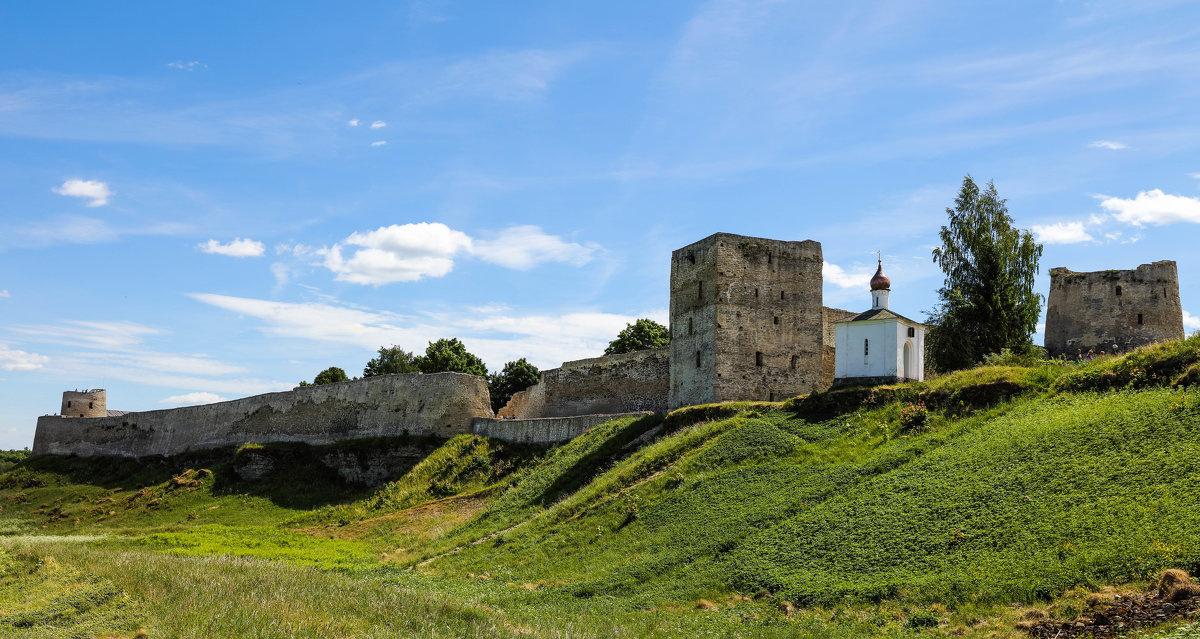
[61,389,106,418]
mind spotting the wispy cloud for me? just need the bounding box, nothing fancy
[189,292,666,371]
[166,61,205,71]
[0,290,9,298]
[823,261,872,289]
[1032,221,1095,244]
[318,222,598,285]
[1089,140,1127,150]
[3,214,189,250]
[347,118,360,127]
[370,120,386,129]
[13,319,289,395]
[1100,189,1200,226]
[53,179,112,206]
[370,140,387,147]
[160,392,227,406]
[0,344,48,372]
[472,226,598,270]
[198,238,266,258]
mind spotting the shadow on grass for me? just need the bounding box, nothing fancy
[533,414,664,507]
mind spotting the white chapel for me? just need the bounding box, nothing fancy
[833,256,925,385]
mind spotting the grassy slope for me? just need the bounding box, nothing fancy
[1,334,1199,637]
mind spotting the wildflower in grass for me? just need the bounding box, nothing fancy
[899,401,930,432]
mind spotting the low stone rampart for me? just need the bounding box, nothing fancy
[498,348,669,419]
[473,412,652,445]
[32,372,493,458]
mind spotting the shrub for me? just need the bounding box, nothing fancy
[898,402,930,432]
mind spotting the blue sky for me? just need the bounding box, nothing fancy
[2,1,1199,449]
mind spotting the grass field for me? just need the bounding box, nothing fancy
[2,334,1199,637]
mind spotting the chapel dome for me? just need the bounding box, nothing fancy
[870,259,890,291]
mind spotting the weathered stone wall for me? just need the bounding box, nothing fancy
[1045,261,1184,357]
[33,373,493,458]
[822,307,857,389]
[60,390,106,418]
[474,412,651,445]
[670,233,825,407]
[498,349,669,419]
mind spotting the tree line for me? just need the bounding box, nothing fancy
[298,318,670,413]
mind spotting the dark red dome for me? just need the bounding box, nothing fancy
[870,259,890,291]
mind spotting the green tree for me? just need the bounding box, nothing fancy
[417,338,488,376]
[488,358,541,413]
[363,345,420,377]
[604,318,670,355]
[311,366,350,386]
[927,175,1043,372]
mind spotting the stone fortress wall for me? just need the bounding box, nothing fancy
[498,348,669,419]
[37,231,1183,457]
[1045,261,1185,357]
[60,389,107,418]
[33,373,493,458]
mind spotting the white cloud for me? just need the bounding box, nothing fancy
[823,261,872,289]
[14,319,288,395]
[166,61,205,71]
[189,292,667,371]
[318,223,601,284]
[1189,172,1200,180]
[1101,189,1200,226]
[1089,140,1127,150]
[0,290,8,298]
[347,118,360,127]
[321,222,473,284]
[1184,310,1200,333]
[471,225,597,270]
[0,345,48,372]
[198,238,266,258]
[53,179,112,207]
[160,392,227,406]
[12,320,163,350]
[370,120,387,129]
[1032,221,1094,244]
[370,140,387,147]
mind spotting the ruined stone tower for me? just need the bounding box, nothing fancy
[60,389,106,418]
[1044,261,1184,357]
[669,233,824,408]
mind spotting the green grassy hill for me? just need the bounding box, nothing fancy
[2,334,1200,637]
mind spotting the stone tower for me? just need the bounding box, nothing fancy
[669,232,824,408]
[60,389,106,418]
[1044,260,1184,357]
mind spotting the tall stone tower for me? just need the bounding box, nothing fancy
[1044,261,1184,357]
[60,389,106,418]
[669,233,824,408]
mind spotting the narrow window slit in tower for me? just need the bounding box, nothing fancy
[773,316,779,325]
[790,355,799,370]
[698,281,703,300]
[1116,285,1122,296]
[1138,313,1143,325]
[755,352,763,367]
[688,317,694,335]
[695,351,701,368]
[780,290,785,300]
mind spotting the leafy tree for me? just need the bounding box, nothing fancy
[604,318,670,355]
[927,175,1043,372]
[488,358,541,413]
[363,345,420,377]
[312,366,350,386]
[417,338,488,376]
